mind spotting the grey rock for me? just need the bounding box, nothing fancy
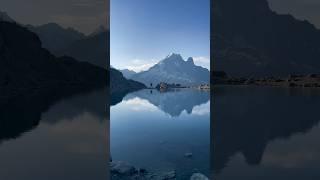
[110,161,137,175]
[184,153,193,158]
[160,170,176,179]
[190,173,209,180]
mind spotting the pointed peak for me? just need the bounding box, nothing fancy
[187,57,194,64]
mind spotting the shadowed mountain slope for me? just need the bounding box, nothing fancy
[212,0,320,77]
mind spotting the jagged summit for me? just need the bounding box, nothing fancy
[166,53,182,58]
[161,53,184,64]
[187,57,195,65]
[130,53,209,86]
[161,53,195,65]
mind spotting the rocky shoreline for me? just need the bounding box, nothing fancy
[214,74,320,88]
[110,161,209,180]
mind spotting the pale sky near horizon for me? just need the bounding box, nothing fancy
[110,0,210,72]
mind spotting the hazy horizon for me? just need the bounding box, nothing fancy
[0,0,109,35]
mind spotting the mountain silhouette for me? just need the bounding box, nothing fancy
[27,23,86,54]
[0,21,106,98]
[212,0,320,76]
[57,31,109,68]
[120,69,136,79]
[131,53,209,86]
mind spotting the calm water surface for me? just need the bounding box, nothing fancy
[212,86,320,180]
[111,89,210,179]
[2,85,319,179]
[0,88,108,180]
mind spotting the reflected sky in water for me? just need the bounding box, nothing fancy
[111,89,210,179]
[212,86,320,180]
[0,88,108,180]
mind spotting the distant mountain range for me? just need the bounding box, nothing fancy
[0,21,107,98]
[28,24,108,69]
[0,12,107,69]
[26,23,86,54]
[56,31,108,68]
[127,53,209,86]
[0,12,145,99]
[120,69,136,79]
[212,0,320,77]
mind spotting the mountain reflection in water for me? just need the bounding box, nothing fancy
[124,89,210,117]
[0,87,109,180]
[212,86,320,180]
[111,89,210,179]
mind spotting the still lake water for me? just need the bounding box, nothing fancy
[212,86,320,180]
[1,85,320,179]
[111,89,211,178]
[0,88,108,180]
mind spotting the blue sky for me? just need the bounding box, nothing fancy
[110,0,210,72]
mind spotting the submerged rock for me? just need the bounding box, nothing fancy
[110,161,137,175]
[190,173,209,180]
[160,170,176,179]
[184,153,193,158]
[110,161,178,180]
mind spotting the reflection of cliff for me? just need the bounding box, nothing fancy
[125,89,210,117]
[0,87,106,144]
[110,91,129,106]
[211,87,320,176]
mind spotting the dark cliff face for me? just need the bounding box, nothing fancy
[0,22,106,97]
[110,68,146,94]
[212,0,320,76]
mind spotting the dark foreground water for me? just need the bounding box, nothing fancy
[111,89,210,179]
[0,88,108,180]
[212,86,320,180]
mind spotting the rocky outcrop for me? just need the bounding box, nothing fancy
[190,173,209,180]
[110,68,146,94]
[110,161,208,180]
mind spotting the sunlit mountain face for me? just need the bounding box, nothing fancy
[129,53,210,86]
